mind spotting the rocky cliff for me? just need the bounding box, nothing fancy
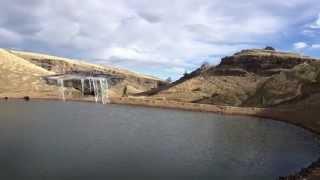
[219,49,315,76]
[148,49,320,108]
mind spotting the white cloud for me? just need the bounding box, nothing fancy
[1,0,320,78]
[293,42,320,51]
[311,44,320,49]
[293,42,309,49]
[310,13,320,29]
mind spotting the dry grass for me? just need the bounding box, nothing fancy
[1,48,162,98]
[10,50,160,80]
[150,51,320,108]
[153,73,261,106]
[235,49,316,59]
[9,49,163,96]
[0,49,61,98]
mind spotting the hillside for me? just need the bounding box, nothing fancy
[0,49,164,98]
[244,61,320,107]
[10,50,160,80]
[149,49,320,108]
[2,47,320,108]
[10,50,165,96]
[0,49,62,98]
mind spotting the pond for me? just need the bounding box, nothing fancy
[0,101,319,179]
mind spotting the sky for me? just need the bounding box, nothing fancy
[1,0,320,80]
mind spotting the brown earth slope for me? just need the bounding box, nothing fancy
[150,49,319,108]
[0,49,63,98]
[2,49,165,97]
[244,61,320,107]
[0,49,165,98]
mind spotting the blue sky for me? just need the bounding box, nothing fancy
[1,0,320,80]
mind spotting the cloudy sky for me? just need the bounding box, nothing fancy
[1,0,320,79]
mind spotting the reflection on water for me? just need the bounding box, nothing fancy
[0,101,319,180]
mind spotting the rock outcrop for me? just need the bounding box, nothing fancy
[219,49,315,76]
[148,49,320,108]
[244,61,320,107]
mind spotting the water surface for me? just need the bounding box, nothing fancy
[0,101,319,179]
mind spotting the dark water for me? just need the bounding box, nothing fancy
[0,101,319,180]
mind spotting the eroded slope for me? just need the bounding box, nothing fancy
[150,49,320,108]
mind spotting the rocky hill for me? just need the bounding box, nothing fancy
[149,49,320,108]
[219,49,315,76]
[0,49,165,99]
[2,47,320,109]
[0,49,62,98]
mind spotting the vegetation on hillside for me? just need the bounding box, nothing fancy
[148,49,320,108]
